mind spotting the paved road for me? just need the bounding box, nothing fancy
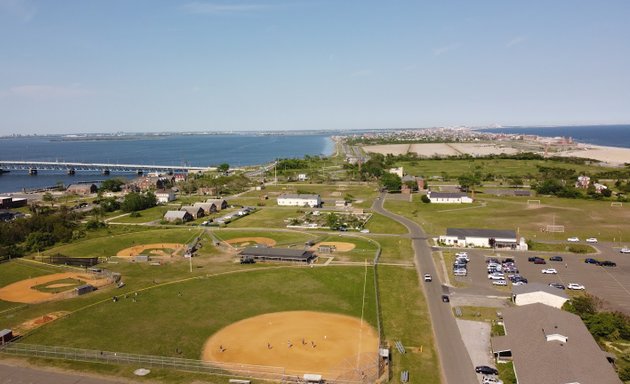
[0,362,125,384]
[373,195,478,384]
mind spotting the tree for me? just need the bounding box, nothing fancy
[508,176,524,188]
[458,173,482,193]
[100,178,125,192]
[380,173,402,192]
[42,192,55,207]
[326,212,340,229]
[218,163,230,174]
[421,194,431,203]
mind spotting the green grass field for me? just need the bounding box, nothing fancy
[397,158,614,180]
[364,213,408,234]
[385,194,630,242]
[22,266,377,359]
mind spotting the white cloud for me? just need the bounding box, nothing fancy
[350,69,373,77]
[182,2,272,14]
[506,36,527,48]
[433,43,460,57]
[0,0,37,21]
[4,85,91,99]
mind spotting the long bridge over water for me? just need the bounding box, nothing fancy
[0,160,214,175]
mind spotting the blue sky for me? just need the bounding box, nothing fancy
[1,0,629,134]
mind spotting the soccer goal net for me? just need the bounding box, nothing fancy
[527,199,541,206]
[611,202,623,207]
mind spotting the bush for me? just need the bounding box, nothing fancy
[421,195,431,203]
[129,211,141,218]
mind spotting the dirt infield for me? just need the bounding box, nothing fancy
[116,243,185,257]
[313,242,356,252]
[202,311,379,380]
[0,272,111,304]
[225,237,277,247]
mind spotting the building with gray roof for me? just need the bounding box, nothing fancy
[439,228,525,249]
[163,210,192,223]
[512,282,569,308]
[491,303,621,384]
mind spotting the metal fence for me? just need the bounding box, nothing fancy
[0,342,375,383]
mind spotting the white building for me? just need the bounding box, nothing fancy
[297,173,308,181]
[512,283,569,309]
[388,167,404,178]
[277,194,321,208]
[439,228,525,250]
[427,191,473,203]
[155,189,176,204]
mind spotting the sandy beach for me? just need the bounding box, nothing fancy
[363,142,630,166]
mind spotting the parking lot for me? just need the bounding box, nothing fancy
[449,243,630,314]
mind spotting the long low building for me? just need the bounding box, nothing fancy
[240,247,316,263]
[277,194,321,207]
[512,282,569,309]
[439,228,527,250]
[492,303,621,384]
[427,191,473,203]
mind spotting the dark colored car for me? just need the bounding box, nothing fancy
[549,283,565,290]
[441,295,450,303]
[533,258,546,264]
[585,258,601,265]
[528,256,536,262]
[475,366,499,375]
[549,256,563,262]
[504,258,514,263]
[600,260,617,267]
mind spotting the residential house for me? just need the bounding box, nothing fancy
[193,202,218,214]
[277,194,321,208]
[163,210,192,223]
[427,191,473,203]
[206,198,228,211]
[155,189,176,204]
[576,175,591,189]
[388,167,404,178]
[179,206,205,219]
[491,303,621,384]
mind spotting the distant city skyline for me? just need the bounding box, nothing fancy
[1,0,629,134]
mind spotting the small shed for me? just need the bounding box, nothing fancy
[303,374,323,383]
[133,255,149,263]
[75,284,96,296]
[0,329,13,344]
[318,245,336,254]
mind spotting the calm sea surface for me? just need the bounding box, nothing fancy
[478,125,630,149]
[0,134,334,193]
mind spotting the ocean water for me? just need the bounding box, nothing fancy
[478,125,630,149]
[0,134,334,193]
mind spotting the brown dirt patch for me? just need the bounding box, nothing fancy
[202,311,379,381]
[116,243,185,257]
[0,272,111,304]
[13,311,69,335]
[312,242,356,252]
[225,237,277,247]
[46,283,75,289]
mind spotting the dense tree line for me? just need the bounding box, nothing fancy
[179,174,252,195]
[120,192,157,212]
[0,207,82,258]
[564,295,630,380]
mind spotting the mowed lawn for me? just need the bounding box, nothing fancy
[378,265,440,384]
[23,266,377,360]
[386,195,630,241]
[364,213,408,235]
[41,228,207,258]
[212,228,317,246]
[397,158,612,179]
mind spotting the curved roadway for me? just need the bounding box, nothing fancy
[373,194,478,384]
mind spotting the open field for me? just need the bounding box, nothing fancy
[19,267,377,359]
[40,228,208,259]
[385,194,630,242]
[107,205,171,224]
[378,265,440,384]
[364,213,407,234]
[314,235,378,262]
[389,158,616,180]
[227,207,297,228]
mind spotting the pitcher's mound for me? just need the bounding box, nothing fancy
[225,237,276,247]
[202,311,378,381]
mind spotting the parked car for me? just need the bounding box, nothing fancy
[488,273,506,280]
[492,279,507,286]
[455,252,469,258]
[482,377,504,384]
[549,256,563,262]
[600,260,617,267]
[549,283,565,290]
[584,258,601,265]
[620,247,630,254]
[359,229,370,233]
[453,269,467,276]
[441,294,450,302]
[533,258,547,264]
[567,237,580,242]
[585,237,598,243]
[541,268,558,274]
[503,258,514,263]
[475,366,499,375]
[567,283,585,290]
[512,281,526,286]
[424,274,432,282]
